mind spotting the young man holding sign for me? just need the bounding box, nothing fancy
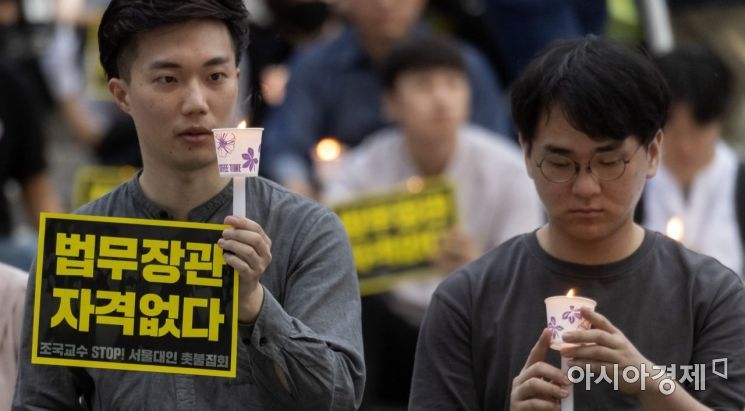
[409,37,745,410]
[13,1,364,409]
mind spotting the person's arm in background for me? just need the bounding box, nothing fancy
[460,44,512,137]
[20,174,63,230]
[13,63,65,229]
[41,24,106,149]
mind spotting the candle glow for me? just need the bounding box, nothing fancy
[316,138,342,162]
[406,176,425,193]
[666,216,684,242]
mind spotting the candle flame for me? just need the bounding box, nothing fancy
[566,289,575,298]
[237,120,247,129]
[316,137,342,162]
[666,216,684,242]
[406,176,425,193]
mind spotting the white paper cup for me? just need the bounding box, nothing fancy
[212,127,263,177]
[544,295,597,350]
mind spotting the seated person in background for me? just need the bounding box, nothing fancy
[262,0,509,198]
[409,37,745,410]
[322,35,543,408]
[13,0,364,409]
[0,262,26,410]
[639,45,745,278]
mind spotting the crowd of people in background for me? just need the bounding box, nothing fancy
[3,0,745,410]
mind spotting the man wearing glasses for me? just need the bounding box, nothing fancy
[409,37,745,410]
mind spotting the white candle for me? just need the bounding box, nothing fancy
[233,176,246,218]
[665,216,684,242]
[561,356,574,411]
[545,289,597,411]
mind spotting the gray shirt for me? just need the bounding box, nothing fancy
[13,175,365,410]
[410,230,745,410]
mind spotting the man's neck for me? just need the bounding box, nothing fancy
[665,126,720,189]
[406,132,456,177]
[665,147,716,191]
[139,163,229,221]
[357,28,408,63]
[360,37,393,64]
[537,220,645,265]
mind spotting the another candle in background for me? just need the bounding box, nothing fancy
[665,216,684,242]
[313,137,344,188]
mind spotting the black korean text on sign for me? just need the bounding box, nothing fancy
[32,213,238,377]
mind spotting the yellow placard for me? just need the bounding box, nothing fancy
[72,165,137,209]
[332,178,457,296]
[32,213,238,377]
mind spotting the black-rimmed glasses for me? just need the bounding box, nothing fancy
[536,144,645,183]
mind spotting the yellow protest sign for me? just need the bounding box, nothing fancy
[332,178,457,296]
[32,213,238,377]
[72,165,137,209]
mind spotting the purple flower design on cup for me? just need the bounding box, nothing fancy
[561,305,583,324]
[547,316,564,340]
[242,147,259,171]
[216,132,235,158]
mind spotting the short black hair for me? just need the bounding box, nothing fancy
[654,44,732,125]
[511,36,670,152]
[98,0,250,80]
[380,35,467,91]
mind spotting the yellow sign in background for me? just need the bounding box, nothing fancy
[333,178,457,296]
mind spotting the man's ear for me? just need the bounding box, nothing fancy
[645,129,664,179]
[108,77,131,114]
[518,133,535,180]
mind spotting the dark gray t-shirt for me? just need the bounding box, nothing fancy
[410,230,745,410]
[14,175,365,410]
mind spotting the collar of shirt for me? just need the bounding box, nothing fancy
[126,170,232,222]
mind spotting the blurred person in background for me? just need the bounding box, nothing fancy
[323,35,543,409]
[243,0,342,126]
[0,41,63,270]
[40,0,142,167]
[0,0,54,112]
[427,0,608,85]
[639,45,745,278]
[0,262,26,411]
[667,0,745,154]
[261,0,509,198]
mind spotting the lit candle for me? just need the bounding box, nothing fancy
[212,121,263,218]
[312,137,344,187]
[665,216,684,242]
[545,289,597,411]
[405,176,425,194]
